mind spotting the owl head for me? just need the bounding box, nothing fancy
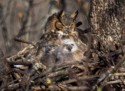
[55,10,82,36]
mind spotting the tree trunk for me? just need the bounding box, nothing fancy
[90,0,125,51]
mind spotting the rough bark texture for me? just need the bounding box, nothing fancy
[90,0,125,48]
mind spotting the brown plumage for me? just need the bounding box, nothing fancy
[40,10,88,73]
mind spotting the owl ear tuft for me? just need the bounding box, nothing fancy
[58,10,65,18]
[70,10,78,21]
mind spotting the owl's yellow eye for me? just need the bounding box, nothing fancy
[55,21,63,30]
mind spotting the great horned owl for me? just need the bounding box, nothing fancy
[40,10,88,71]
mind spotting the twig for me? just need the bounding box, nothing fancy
[93,55,125,89]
